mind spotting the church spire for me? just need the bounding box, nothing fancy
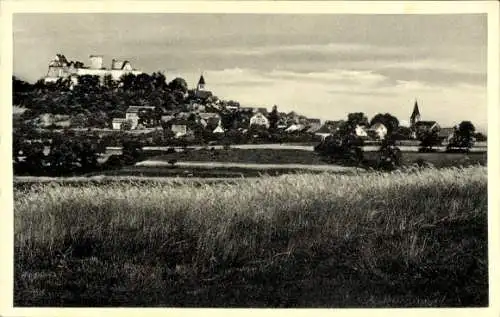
[197,73,206,91]
[410,99,421,126]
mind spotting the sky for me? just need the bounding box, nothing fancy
[13,13,487,131]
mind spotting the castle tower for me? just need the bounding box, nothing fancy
[410,99,421,127]
[89,55,103,69]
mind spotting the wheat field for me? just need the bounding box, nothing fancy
[14,166,488,307]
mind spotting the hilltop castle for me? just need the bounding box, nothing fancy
[44,53,143,85]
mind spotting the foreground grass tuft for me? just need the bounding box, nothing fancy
[14,166,488,307]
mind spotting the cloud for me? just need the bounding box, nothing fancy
[196,68,486,131]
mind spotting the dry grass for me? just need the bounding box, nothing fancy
[14,166,488,307]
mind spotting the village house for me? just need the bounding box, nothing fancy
[112,118,127,130]
[44,54,143,86]
[368,122,388,140]
[355,125,369,138]
[171,124,188,137]
[305,118,322,133]
[314,120,345,140]
[125,106,155,129]
[285,123,307,133]
[160,115,175,123]
[249,112,270,128]
[438,127,456,142]
[212,122,225,134]
[414,121,440,135]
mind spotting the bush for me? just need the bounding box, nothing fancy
[314,133,364,166]
[418,131,441,152]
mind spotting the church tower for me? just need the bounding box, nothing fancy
[410,99,421,127]
[197,74,206,91]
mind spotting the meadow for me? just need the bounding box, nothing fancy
[14,166,488,307]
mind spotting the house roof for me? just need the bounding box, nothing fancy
[112,118,127,123]
[315,125,332,134]
[306,124,322,133]
[307,118,321,124]
[213,125,225,133]
[161,115,174,122]
[415,121,438,127]
[111,59,131,70]
[126,106,155,113]
[194,90,213,99]
[316,120,346,134]
[199,112,220,120]
[438,127,455,137]
[285,124,304,132]
[170,119,190,126]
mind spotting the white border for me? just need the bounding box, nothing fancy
[1,1,498,317]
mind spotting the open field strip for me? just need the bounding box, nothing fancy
[131,142,487,153]
[14,166,487,307]
[135,160,364,172]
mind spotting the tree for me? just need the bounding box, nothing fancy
[121,119,133,131]
[71,113,88,128]
[20,141,46,174]
[447,121,476,152]
[393,126,412,140]
[419,130,442,152]
[370,113,399,135]
[87,111,108,128]
[151,72,167,91]
[122,139,144,164]
[378,137,402,170]
[168,77,188,94]
[103,74,117,90]
[474,132,487,142]
[268,105,279,131]
[135,73,154,93]
[119,73,137,91]
[347,112,369,129]
[314,128,364,165]
[75,75,100,94]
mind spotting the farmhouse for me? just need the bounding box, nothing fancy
[44,54,143,85]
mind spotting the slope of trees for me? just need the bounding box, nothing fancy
[12,72,194,128]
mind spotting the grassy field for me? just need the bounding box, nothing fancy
[150,148,329,165]
[14,166,488,307]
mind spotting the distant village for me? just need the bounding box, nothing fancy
[29,53,476,143]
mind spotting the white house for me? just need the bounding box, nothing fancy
[171,124,187,138]
[125,106,155,129]
[213,124,225,134]
[112,118,126,130]
[285,124,306,133]
[249,112,270,128]
[369,123,388,140]
[355,125,368,137]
